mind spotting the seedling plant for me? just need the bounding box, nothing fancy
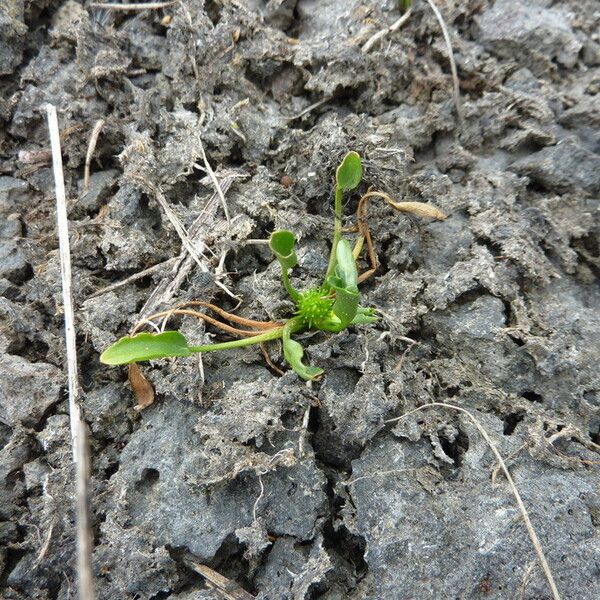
[100,152,445,380]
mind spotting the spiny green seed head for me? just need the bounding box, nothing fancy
[296,287,335,329]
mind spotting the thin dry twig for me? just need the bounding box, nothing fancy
[197,138,231,227]
[385,402,561,600]
[139,174,243,315]
[424,0,463,121]
[297,395,313,458]
[46,104,95,600]
[83,119,105,193]
[286,96,332,121]
[259,343,285,376]
[253,474,265,522]
[344,468,414,486]
[184,560,255,600]
[393,337,417,372]
[130,174,237,299]
[133,307,280,338]
[89,1,176,10]
[85,257,178,300]
[131,175,208,266]
[362,7,413,54]
[353,190,446,282]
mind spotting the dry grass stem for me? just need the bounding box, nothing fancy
[253,474,265,521]
[259,343,285,376]
[133,308,279,338]
[286,96,332,121]
[183,560,254,600]
[46,104,95,600]
[83,119,105,193]
[344,468,414,486]
[385,402,561,600]
[362,7,413,53]
[131,175,210,268]
[130,175,237,300]
[85,257,178,300]
[89,1,176,10]
[298,395,313,458]
[353,190,446,282]
[171,300,278,329]
[139,175,240,316]
[197,138,231,227]
[424,0,463,121]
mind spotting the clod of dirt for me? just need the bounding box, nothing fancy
[0,353,62,427]
[511,138,600,193]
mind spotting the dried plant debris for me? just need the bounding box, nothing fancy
[1,1,599,599]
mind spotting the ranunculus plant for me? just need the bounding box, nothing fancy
[101,152,445,380]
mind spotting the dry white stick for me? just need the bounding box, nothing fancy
[385,402,560,600]
[362,7,413,54]
[131,175,211,270]
[85,257,178,300]
[424,0,463,121]
[83,119,105,193]
[46,104,96,600]
[298,396,313,458]
[253,474,265,522]
[178,0,200,81]
[89,1,176,10]
[197,138,231,227]
[131,175,238,300]
[286,96,332,121]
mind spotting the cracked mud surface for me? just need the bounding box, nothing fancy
[1,1,599,598]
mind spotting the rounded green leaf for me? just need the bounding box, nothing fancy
[270,230,298,270]
[334,238,358,291]
[335,151,362,191]
[283,338,324,381]
[100,331,192,365]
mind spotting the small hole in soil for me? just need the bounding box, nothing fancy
[104,462,119,479]
[439,428,470,467]
[0,422,12,451]
[503,412,524,435]
[135,468,160,490]
[446,385,460,398]
[522,390,543,403]
[205,0,222,25]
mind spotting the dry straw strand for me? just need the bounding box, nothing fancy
[386,402,561,600]
[46,104,96,600]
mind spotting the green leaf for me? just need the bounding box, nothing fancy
[270,230,301,301]
[270,230,298,270]
[334,238,358,291]
[282,318,323,380]
[335,151,362,191]
[283,338,324,380]
[351,306,378,325]
[324,239,359,330]
[100,331,192,365]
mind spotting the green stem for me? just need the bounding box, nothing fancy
[189,326,285,353]
[325,184,344,279]
[281,268,300,302]
[283,316,305,341]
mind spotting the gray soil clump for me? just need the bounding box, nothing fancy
[0,1,599,599]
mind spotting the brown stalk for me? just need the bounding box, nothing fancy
[134,308,276,338]
[354,190,447,283]
[172,300,279,330]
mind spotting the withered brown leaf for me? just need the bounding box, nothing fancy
[128,363,155,411]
